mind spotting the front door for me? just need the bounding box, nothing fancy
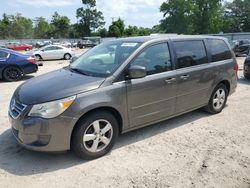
[172,40,213,113]
[126,43,177,127]
[42,46,57,60]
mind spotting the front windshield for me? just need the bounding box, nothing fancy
[70,40,141,77]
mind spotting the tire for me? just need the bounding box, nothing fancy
[244,71,250,79]
[205,84,228,114]
[64,53,71,60]
[245,74,250,79]
[71,110,119,160]
[35,55,42,61]
[3,66,23,82]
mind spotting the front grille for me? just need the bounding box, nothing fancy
[9,97,27,119]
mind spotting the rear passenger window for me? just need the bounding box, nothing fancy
[0,51,8,58]
[173,40,208,69]
[207,39,232,62]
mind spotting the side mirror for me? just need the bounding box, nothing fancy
[127,65,146,79]
[70,56,78,64]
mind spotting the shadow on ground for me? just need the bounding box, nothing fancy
[0,110,210,176]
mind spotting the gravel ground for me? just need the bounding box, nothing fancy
[0,54,249,188]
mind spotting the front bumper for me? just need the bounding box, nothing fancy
[9,113,75,152]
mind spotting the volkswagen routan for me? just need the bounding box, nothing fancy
[9,35,238,159]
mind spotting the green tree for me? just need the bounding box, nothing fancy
[108,25,121,37]
[124,25,138,36]
[76,0,105,37]
[98,28,108,37]
[108,18,125,37]
[160,0,193,34]
[34,17,51,39]
[51,12,71,38]
[222,0,250,32]
[192,0,223,34]
[160,0,224,34]
[0,14,12,39]
[8,13,33,39]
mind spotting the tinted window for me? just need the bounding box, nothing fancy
[207,39,232,62]
[44,46,55,51]
[131,43,172,75]
[55,46,63,50]
[173,40,208,69]
[0,51,8,58]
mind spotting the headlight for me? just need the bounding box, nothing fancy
[28,96,76,119]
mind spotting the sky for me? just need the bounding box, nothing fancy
[0,0,165,28]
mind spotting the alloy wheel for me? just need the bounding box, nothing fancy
[83,119,113,153]
[213,88,226,110]
[4,67,22,81]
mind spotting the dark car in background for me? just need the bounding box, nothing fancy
[244,54,250,79]
[0,48,38,81]
[77,40,97,49]
[35,41,52,48]
[77,37,101,49]
[234,39,250,56]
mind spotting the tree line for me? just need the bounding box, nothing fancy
[158,0,250,34]
[0,0,250,39]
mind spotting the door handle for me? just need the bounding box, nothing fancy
[165,78,176,84]
[180,75,190,80]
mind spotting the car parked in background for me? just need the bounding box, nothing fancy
[244,53,250,79]
[61,41,72,48]
[35,41,52,48]
[28,45,75,61]
[9,35,237,159]
[6,42,33,51]
[77,40,95,49]
[234,39,250,56]
[0,48,38,81]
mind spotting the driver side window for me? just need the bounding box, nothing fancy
[130,43,172,75]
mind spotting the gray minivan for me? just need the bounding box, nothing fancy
[9,35,238,159]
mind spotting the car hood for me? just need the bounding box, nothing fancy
[15,68,105,105]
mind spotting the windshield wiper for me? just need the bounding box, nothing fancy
[68,67,90,76]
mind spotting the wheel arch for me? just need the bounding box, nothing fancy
[2,65,23,78]
[219,80,230,93]
[34,54,42,60]
[70,106,123,147]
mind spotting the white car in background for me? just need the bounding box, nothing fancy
[29,45,75,61]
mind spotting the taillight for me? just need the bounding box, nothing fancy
[27,56,37,63]
[235,62,239,75]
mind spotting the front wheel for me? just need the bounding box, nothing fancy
[71,111,119,160]
[205,84,228,114]
[3,67,23,82]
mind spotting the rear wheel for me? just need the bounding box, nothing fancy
[205,84,228,114]
[71,111,119,160]
[3,67,23,82]
[64,53,71,60]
